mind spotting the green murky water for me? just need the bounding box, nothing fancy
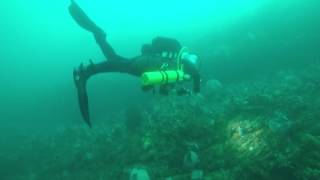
[0,0,319,179]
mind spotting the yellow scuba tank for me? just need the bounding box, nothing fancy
[141,47,190,86]
[141,70,185,86]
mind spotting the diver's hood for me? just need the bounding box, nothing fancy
[181,52,200,69]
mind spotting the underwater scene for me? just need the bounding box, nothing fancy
[0,0,319,179]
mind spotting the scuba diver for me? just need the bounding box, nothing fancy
[69,0,201,128]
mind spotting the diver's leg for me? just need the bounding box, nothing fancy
[69,1,117,60]
[76,58,138,79]
[73,58,136,127]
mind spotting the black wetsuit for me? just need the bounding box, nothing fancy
[69,1,200,127]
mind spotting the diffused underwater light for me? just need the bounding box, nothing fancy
[227,117,268,154]
[129,167,150,180]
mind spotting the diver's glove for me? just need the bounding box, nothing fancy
[192,92,205,101]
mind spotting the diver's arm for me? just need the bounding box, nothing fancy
[184,60,201,93]
[191,70,201,93]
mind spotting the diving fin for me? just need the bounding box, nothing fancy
[69,1,104,35]
[73,67,92,128]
